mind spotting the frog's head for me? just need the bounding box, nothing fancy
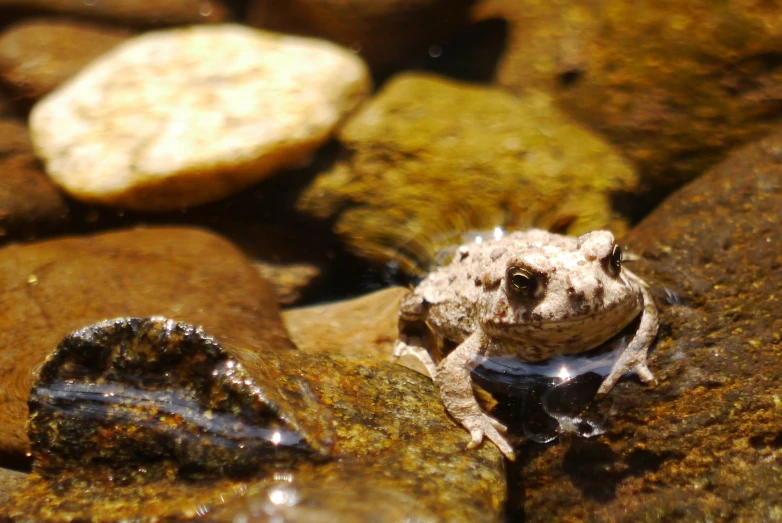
[479,230,644,359]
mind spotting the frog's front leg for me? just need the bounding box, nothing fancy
[598,275,659,394]
[435,330,515,460]
[393,292,439,378]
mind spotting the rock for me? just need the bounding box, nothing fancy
[0,467,25,507]
[0,0,228,26]
[255,261,322,306]
[0,227,292,462]
[473,0,782,193]
[297,73,638,274]
[0,19,130,101]
[0,119,69,241]
[247,0,476,72]
[3,318,505,523]
[505,129,782,520]
[283,286,408,360]
[30,25,371,211]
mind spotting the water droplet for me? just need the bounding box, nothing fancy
[199,1,213,17]
[428,45,443,58]
[27,274,38,285]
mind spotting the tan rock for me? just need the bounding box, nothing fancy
[0,0,227,25]
[298,73,638,274]
[30,25,371,211]
[473,0,782,191]
[0,226,292,461]
[283,286,408,360]
[0,19,130,101]
[254,261,321,306]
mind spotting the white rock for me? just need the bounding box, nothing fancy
[29,24,371,211]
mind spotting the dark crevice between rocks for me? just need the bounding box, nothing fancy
[391,18,509,86]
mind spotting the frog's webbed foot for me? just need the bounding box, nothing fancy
[393,338,438,378]
[598,276,659,395]
[436,331,516,461]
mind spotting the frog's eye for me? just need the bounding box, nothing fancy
[606,244,622,276]
[506,266,538,297]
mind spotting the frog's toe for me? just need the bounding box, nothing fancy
[635,363,656,384]
[463,414,515,460]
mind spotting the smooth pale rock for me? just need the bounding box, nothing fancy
[0,19,130,101]
[0,227,293,462]
[0,0,228,25]
[30,25,371,211]
[297,73,638,274]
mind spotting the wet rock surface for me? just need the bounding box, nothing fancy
[473,0,782,192]
[298,73,637,273]
[507,129,782,521]
[3,318,505,522]
[0,19,130,102]
[0,227,291,460]
[30,25,370,211]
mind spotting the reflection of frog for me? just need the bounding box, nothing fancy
[393,229,658,460]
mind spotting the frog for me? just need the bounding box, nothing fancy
[393,229,658,460]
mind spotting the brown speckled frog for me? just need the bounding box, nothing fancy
[393,229,658,460]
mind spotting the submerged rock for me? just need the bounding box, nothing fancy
[3,318,505,522]
[474,0,782,192]
[30,25,371,211]
[0,227,290,462]
[297,73,638,274]
[0,19,130,101]
[508,127,782,521]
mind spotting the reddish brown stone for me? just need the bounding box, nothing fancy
[0,119,69,241]
[0,227,292,461]
[0,19,130,101]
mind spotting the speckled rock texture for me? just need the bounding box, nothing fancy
[248,0,476,71]
[0,0,227,25]
[473,0,782,192]
[0,119,69,242]
[504,129,782,521]
[0,19,130,101]
[3,318,505,523]
[0,227,291,462]
[298,73,638,274]
[30,25,371,211]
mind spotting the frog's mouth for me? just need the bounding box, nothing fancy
[484,298,643,357]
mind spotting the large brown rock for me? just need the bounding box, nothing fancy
[3,318,505,523]
[0,119,68,241]
[298,73,638,274]
[473,0,782,192]
[0,19,130,101]
[505,128,782,520]
[0,227,292,461]
[247,0,476,71]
